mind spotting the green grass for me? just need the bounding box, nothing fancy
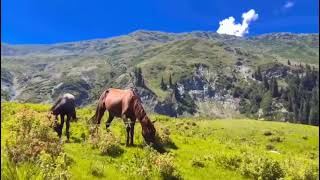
[1,102,319,179]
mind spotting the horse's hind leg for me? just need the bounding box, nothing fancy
[66,115,71,142]
[106,113,114,129]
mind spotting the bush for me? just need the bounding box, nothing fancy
[5,109,62,164]
[282,158,319,180]
[269,136,284,143]
[155,126,173,145]
[215,152,242,170]
[304,163,319,180]
[88,126,123,157]
[191,157,205,168]
[38,151,71,180]
[215,152,285,180]
[119,146,180,179]
[98,132,123,157]
[147,148,180,179]
[263,131,273,136]
[90,161,105,177]
[240,154,284,180]
[88,125,101,149]
[266,144,276,150]
[260,159,285,180]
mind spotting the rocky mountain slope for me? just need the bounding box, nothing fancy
[1,30,319,118]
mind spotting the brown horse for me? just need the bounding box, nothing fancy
[49,93,77,141]
[90,88,156,146]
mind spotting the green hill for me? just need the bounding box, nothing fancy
[1,31,319,120]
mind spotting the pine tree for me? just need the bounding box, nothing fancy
[298,99,304,124]
[287,91,293,112]
[309,87,319,126]
[169,74,173,88]
[303,99,310,124]
[254,66,263,81]
[160,76,167,90]
[134,67,144,86]
[263,77,269,90]
[270,78,279,97]
[173,83,181,101]
[261,91,273,116]
[293,102,299,123]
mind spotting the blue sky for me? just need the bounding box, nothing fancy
[1,0,318,44]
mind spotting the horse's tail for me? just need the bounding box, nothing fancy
[90,89,108,124]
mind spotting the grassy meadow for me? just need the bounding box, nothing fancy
[1,102,319,180]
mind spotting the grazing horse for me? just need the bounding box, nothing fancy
[49,93,77,141]
[90,88,156,146]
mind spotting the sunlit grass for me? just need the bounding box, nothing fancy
[1,102,319,179]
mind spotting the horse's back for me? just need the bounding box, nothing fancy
[104,88,135,116]
[54,93,76,114]
[63,93,75,100]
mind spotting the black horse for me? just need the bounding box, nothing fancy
[49,93,77,141]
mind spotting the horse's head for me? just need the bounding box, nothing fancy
[47,111,59,132]
[47,111,54,121]
[141,116,157,145]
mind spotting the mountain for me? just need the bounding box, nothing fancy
[1,30,319,120]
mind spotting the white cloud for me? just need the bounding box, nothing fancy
[216,9,258,37]
[284,1,294,9]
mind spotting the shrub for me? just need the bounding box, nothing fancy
[88,125,101,149]
[125,146,181,179]
[263,131,273,136]
[153,153,180,179]
[304,163,319,180]
[269,136,284,143]
[98,131,123,157]
[215,152,285,180]
[215,152,242,170]
[118,147,155,178]
[282,158,319,180]
[191,157,205,168]
[90,161,105,177]
[155,126,173,145]
[266,144,276,150]
[260,159,285,180]
[240,153,284,180]
[5,109,62,164]
[38,151,71,180]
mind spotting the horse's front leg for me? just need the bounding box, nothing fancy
[122,114,130,147]
[59,114,65,142]
[129,121,135,146]
[66,115,71,142]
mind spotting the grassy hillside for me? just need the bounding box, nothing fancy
[1,102,319,179]
[1,31,318,107]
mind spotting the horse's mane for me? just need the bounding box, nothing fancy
[131,92,147,121]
